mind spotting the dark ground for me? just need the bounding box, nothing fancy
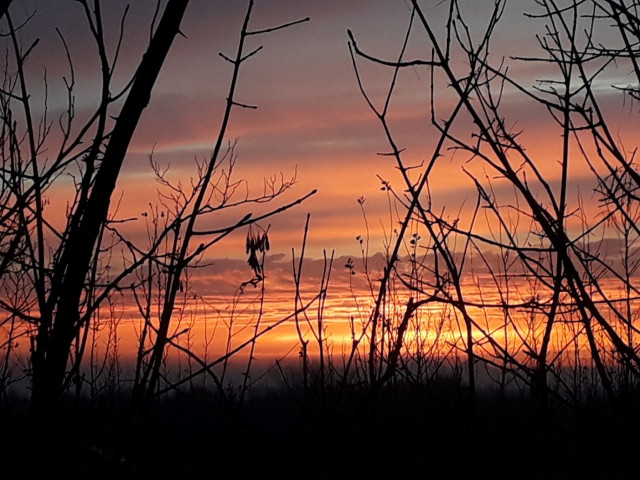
[2,380,639,479]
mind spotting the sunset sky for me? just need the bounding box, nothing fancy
[12,0,638,263]
[3,0,640,389]
[7,8,640,466]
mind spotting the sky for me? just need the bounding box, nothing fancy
[4,0,640,373]
[10,0,639,264]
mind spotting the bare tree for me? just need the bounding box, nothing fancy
[0,0,313,441]
[17,0,190,425]
[124,2,311,416]
[347,0,640,416]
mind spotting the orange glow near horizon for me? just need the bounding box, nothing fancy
[4,268,632,388]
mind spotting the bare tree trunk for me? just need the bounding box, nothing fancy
[28,0,189,422]
[0,0,13,21]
